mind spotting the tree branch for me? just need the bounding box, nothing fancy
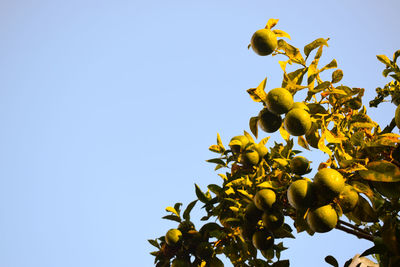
[338,220,370,235]
[335,224,374,242]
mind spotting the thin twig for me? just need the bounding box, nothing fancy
[338,220,370,235]
[335,224,374,242]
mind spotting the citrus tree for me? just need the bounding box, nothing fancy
[148,19,400,267]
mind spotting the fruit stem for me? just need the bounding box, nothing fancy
[335,223,374,242]
[381,118,396,134]
[337,220,371,235]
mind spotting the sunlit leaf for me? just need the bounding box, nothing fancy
[209,145,223,153]
[279,126,290,141]
[272,29,291,39]
[216,133,225,150]
[304,38,329,58]
[277,39,305,65]
[376,54,392,66]
[331,69,343,83]
[237,189,253,201]
[358,160,400,182]
[321,59,338,72]
[297,136,310,150]
[265,18,279,29]
[165,206,180,217]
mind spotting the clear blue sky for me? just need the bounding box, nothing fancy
[0,1,399,266]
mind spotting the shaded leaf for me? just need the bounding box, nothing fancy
[183,200,197,221]
[350,196,378,222]
[272,259,290,267]
[206,158,226,166]
[325,255,339,267]
[162,214,181,223]
[195,184,210,203]
[148,239,160,248]
[208,184,223,195]
[358,160,400,182]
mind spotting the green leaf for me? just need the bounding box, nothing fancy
[272,259,290,267]
[216,133,225,150]
[325,255,339,267]
[206,158,226,166]
[247,77,268,103]
[162,214,181,223]
[350,195,378,222]
[182,200,197,221]
[277,39,305,65]
[377,54,392,66]
[148,239,160,248]
[331,69,343,83]
[209,145,223,153]
[358,160,400,182]
[298,136,310,150]
[249,116,259,139]
[304,38,329,58]
[393,49,400,62]
[195,184,210,203]
[272,224,295,239]
[165,206,180,217]
[272,29,291,39]
[237,189,253,201]
[321,59,338,71]
[208,184,223,195]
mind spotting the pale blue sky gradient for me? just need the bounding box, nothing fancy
[0,1,399,266]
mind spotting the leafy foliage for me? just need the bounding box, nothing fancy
[150,19,400,267]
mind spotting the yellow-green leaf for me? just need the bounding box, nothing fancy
[272,29,291,39]
[259,137,270,146]
[244,130,255,143]
[165,206,180,217]
[237,189,253,201]
[274,158,289,167]
[257,181,273,189]
[225,187,235,195]
[249,116,258,139]
[321,59,337,71]
[304,38,329,58]
[312,81,331,93]
[332,69,343,83]
[318,134,332,155]
[209,145,223,153]
[325,130,344,144]
[247,78,268,103]
[298,136,310,150]
[277,39,305,65]
[279,126,290,141]
[216,133,225,150]
[265,18,279,29]
[376,55,391,66]
[358,160,400,182]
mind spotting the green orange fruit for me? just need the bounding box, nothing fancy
[313,168,345,201]
[252,229,275,250]
[250,29,278,56]
[254,189,276,211]
[290,156,310,175]
[337,185,359,213]
[254,143,268,159]
[287,179,316,209]
[241,145,260,166]
[266,88,294,115]
[258,108,282,133]
[229,135,249,154]
[306,204,338,233]
[291,102,310,112]
[165,229,182,246]
[262,209,284,231]
[284,108,312,136]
